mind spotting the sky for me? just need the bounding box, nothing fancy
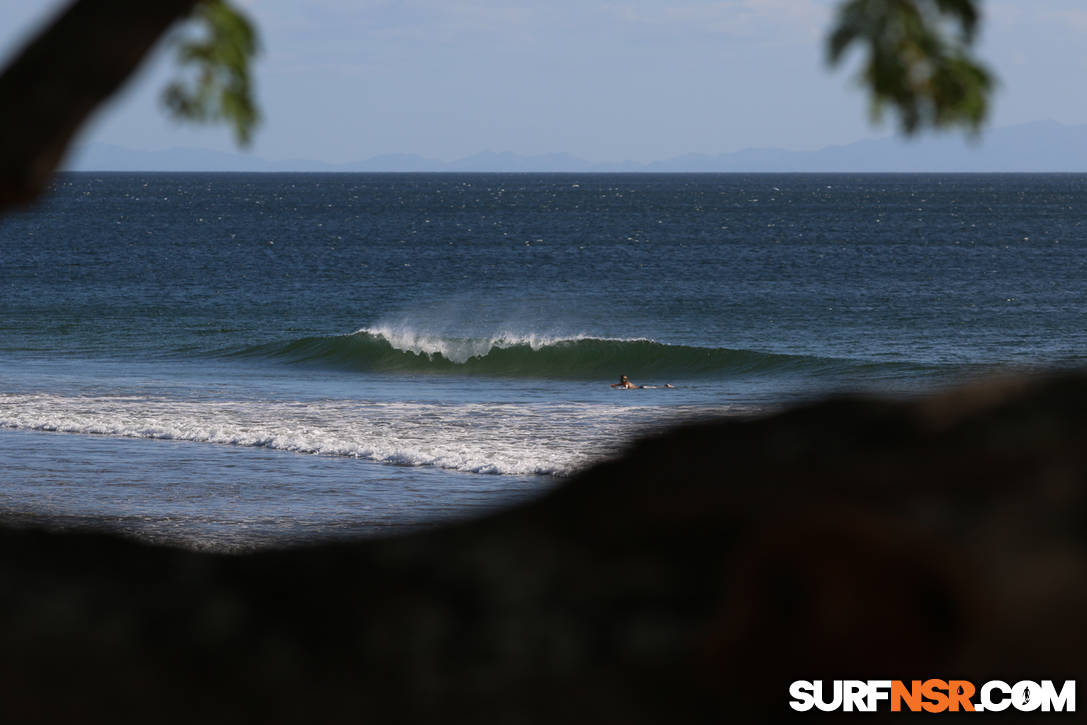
[3,0,1087,164]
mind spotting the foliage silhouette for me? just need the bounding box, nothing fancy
[827,0,992,134]
[0,0,992,211]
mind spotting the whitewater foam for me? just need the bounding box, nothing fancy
[355,325,649,365]
[0,392,694,477]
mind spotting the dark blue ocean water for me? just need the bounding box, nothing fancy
[2,173,1086,549]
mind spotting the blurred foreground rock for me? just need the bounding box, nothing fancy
[1,372,1084,722]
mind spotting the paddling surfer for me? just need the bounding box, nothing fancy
[611,374,673,389]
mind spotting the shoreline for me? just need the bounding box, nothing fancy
[2,371,1083,720]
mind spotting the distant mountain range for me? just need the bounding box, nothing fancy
[66,121,1087,173]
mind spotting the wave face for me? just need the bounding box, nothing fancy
[233,326,851,380]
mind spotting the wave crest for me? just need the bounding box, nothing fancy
[232,327,838,380]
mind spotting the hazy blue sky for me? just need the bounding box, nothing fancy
[3,0,1087,163]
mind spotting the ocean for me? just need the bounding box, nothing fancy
[2,172,1085,551]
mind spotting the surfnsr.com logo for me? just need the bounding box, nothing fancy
[789,680,1076,713]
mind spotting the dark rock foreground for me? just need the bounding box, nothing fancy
[1,373,1084,722]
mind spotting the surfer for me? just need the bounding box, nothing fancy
[611,374,674,389]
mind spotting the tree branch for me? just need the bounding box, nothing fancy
[0,0,200,210]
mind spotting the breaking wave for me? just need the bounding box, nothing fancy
[230,326,864,380]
